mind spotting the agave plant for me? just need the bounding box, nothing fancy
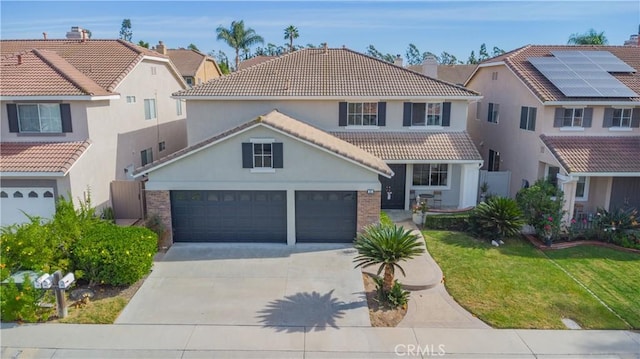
[353,224,424,293]
[469,196,525,240]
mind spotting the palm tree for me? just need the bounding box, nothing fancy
[568,29,608,45]
[284,25,299,53]
[353,224,424,293]
[216,20,264,71]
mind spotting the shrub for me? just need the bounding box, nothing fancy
[424,213,470,231]
[380,212,394,226]
[0,218,56,279]
[373,277,410,308]
[72,223,157,286]
[0,274,53,322]
[516,179,564,238]
[468,197,525,240]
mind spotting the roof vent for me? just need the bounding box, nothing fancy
[42,32,47,40]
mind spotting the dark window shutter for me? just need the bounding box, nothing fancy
[631,109,640,128]
[402,102,412,126]
[6,104,18,132]
[520,107,527,129]
[338,102,347,126]
[582,107,593,128]
[530,108,537,131]
[60,104,72,132]
[377,102,386,126]
[603,108,614,128]
[553,108,563,127]
[487,103,493,122]
[441,102,451,127]
[273,143,283,168]
[242,143,253,168]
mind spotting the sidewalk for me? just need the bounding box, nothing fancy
[2,323,639,358]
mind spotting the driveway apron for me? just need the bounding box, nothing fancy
[115,243,371,329]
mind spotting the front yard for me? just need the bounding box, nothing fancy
[424,230,639,329]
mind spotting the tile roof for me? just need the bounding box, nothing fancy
[331,131,482,161]
[176,48,480,98]
[238,55,277,70]
[540,135,640,173]
[0,39,171,95]
[135,110,393,177]
[167,49,220,77]
[481,45,640,102]
[407,64,477,85]
[0,141,91,174]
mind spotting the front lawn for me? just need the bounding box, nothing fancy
[424,230,637,329]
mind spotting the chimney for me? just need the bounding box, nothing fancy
[155,41,166,55]
[323,42,328,54]
[66,26,83,40]
[422,55,438,78]
[394,54,403,67]
[42,32,47,40]
[81,29,87,42]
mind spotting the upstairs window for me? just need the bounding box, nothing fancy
[563,108,583,127]
[144,99,157,120]
[126,96,136,104]
[604,108,639,129]
[520,107,537,131]
[554,108,593,129]
[402,102,451,127]
[348,102,378,126]
[612,109,632,127]
[253,143,272,168]
[18,104,61,133]
[487,103,499,123]
[242,141,283,170]
[141,148,153,166]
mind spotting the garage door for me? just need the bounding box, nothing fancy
[295,191,357,243]
[171,190,287,243]
[0,188,56,226]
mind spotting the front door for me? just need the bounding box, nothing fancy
[379,164,406,209]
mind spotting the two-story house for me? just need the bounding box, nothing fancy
[466,45,640,221]
[161,42,223,87]
[0,38,187,226]
[134,47,483,245]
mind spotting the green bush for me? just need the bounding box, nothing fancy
[1,219,56,279]
[380,212,394,226]
[516,179,564,239]
[0,274,52,322]
[73,224,157,286]
[373,277,410,308]
[468,197,525,240]
[424,213,470,231]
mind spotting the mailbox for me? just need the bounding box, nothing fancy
[58,273,75,289]
[33,273,52,289]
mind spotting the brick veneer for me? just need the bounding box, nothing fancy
[145,190,173,248]
[357,190,381,233]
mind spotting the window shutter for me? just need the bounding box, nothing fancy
[377,102,386,126]
[603,108,614,128]
[487,103,493,122]
[273,143,283,168]
[631,109,640,128]
[402,102,412,126]
[582,107,593,128]
[60,104,72,132]
[530,108,537,131]
[519,107,527,129]
[553,108,563,127]
[242,143,253,168]
[338,102,347,126]
[441,102,451,127]
[6,104,18,132]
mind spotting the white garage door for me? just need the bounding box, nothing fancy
[0,188,56,226]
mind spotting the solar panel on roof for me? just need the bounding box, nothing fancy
[551,51,636,73]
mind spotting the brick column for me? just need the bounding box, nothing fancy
[357,190,381,233]
[145,190,173,248]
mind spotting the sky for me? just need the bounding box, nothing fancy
[1,1,639,62]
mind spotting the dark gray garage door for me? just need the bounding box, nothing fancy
[295,191,357,243]
[171,190,287,243]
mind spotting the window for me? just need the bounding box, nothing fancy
[253,143,272,168]
[348,102,378,126]
[488,149,500,171]
[427,103,442,126]
[575,176,589,200]
[487,103,499,123]
[547,166,560,188]
[520,107,536,131]
[28,191,38,198]
[612,108,632,127]
[144,99,157,120]
[158,141,166,151]
[411,103,443,126]
[17,104,62,133]
[141,148,153,166]
[176,99,183,116]
[563,108,583,127]
[413,164,448,187]
[185,77,193,86]
[126,96,136,104]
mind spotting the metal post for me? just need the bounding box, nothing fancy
[52,271,67,318]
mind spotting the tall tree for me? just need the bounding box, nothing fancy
[478,43,489,61]
[209,50,230,74]
[423,51,440,63]
[440,51,459,65]
[366,45,395,63]
[492,46,505,57]
[187,43,200,51]
[284,25,299,53]
[137,40,149,48]
[568,29,608,45]
[405,43,423,65]
[119,19,132,42]
[216,20,264,71]
[467,50,478,65]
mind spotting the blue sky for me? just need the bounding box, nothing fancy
[1,1,638,62]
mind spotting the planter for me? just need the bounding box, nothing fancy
[544,236,553,247]
[412,213,424,225]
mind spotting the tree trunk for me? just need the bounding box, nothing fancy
[383,264,395,293]
[235,49,240,72]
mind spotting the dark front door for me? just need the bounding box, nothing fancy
[295,191,357,243]
[610,177,640,211]
[379,164,406,209]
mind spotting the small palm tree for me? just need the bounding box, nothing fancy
[568,29,608,45]
[353,224,424,293]
[284,25,299,53]
[216,20,264,71]
[469,197,525,240]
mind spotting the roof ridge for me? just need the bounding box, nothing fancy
[32,49,105,95]
[107,52,145,92]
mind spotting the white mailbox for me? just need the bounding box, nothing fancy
[33,273,52,289]
[58,273,75,289]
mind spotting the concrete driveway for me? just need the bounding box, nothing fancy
[115,243,370,330]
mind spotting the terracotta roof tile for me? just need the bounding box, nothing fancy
[167,49,219,77]
[0,141,91,173]
[483,45,640,102]
[238,55,277,70]
[176,48,480,98]
[331,131,482,161]
[540,135,640,173]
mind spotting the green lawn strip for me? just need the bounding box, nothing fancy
[545,246,640,329]
[57,297,127,324]
[423,230,629,329]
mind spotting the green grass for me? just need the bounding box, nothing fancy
[424,230,637,329]
[57,297,127,324]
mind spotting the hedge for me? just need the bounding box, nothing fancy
[423,213,470,231]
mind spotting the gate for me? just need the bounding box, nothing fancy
[110,180,144,219]
[478,170,511,200]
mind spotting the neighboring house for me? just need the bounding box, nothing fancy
[0,38,188,226]
[408,60,477,86]
[161,42,223,87]
[465,45,640,221]
[135,47,482,245]
[238,55,277,71]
